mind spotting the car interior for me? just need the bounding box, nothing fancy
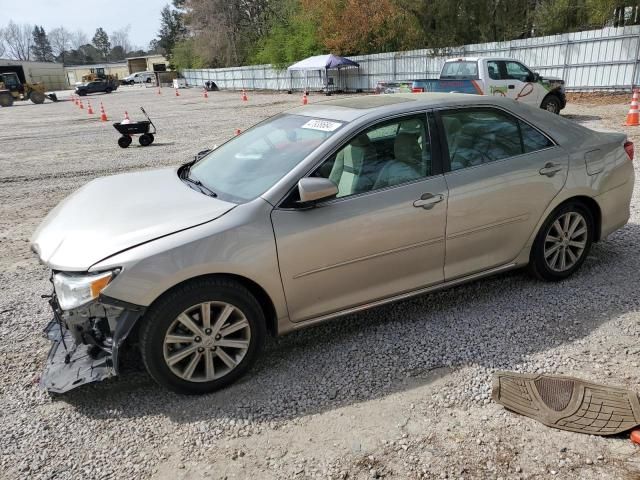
[317,118,432,198]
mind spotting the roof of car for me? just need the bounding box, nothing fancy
[288,93,508,122]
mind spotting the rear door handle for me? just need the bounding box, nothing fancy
[413,193,444,210]
[508,84,515,89]
[539,162,563,177]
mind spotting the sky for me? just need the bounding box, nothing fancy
[1,0,170,49]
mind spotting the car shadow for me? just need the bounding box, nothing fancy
[60,222,640,423]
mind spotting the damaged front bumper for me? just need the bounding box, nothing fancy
[40,295,145,393]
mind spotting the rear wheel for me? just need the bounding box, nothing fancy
[139,278,266,394]
[118,136,132,148]
[529,202,594,281]
[105,88,113,94]
[139,134,153,146]
[0,92,14,107]
[29,91,45,104]
[540,94,561,114]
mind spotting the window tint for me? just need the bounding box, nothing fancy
[521,121,553,152]
[487,61,500,80]
[314,116,432,198]
[441,108,552,171]
[505,62,532,82]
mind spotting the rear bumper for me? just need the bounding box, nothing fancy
[40,295,145,393]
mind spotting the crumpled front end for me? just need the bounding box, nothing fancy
[41,294,144,393]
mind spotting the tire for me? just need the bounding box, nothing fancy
[78,90,87,96]
[528,202,594,281]
[118,136,132,148]
[29,91,45,104]
[139,134,153,146]
[0,92,14,107]
[540,94,561,114]
[148,134,155,144]
[105,88,112,94]
[139,277,266,394]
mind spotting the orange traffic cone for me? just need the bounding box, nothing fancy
[302,93,308,105]
[631,428,640,445]
[99,102,108,122]
[235,128,241,136]
[203,88,208,99]
[79,99,84,110]
[626,90,640,126]
[241,89,248,102]
[87,100,94,115]
[175,88,180,97]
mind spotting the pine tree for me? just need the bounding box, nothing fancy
[92,27,111,60]
[31,25,54,62]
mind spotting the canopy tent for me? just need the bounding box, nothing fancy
[288,54,359,71]
[287,54,360,93]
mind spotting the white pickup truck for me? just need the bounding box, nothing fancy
[376,57,567,114]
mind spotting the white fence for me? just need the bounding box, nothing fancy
[183,25,640,92]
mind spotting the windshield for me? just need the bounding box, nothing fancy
[441,61,479,79]
[188,114,344,202]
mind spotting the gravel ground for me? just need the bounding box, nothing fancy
[1,87,640,479]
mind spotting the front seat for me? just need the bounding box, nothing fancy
[329,134,375,197]
[373,133,422,189]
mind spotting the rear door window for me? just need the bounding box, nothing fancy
[439,108,553,171]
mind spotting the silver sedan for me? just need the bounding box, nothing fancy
[31,93,635,394]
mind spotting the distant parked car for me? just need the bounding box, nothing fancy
[32,93,634,395]
[122,71,155,85]
[75,79,118,96]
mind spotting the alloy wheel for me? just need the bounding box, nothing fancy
[543,211,588,272]
[163,301,251,382]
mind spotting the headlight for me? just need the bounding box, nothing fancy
[53,271,115,310]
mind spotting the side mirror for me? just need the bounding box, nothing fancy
[298,177,338,204]
[531,72,541,82]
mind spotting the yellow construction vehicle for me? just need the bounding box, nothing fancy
[0,70,58,107]
[81,67,118,83]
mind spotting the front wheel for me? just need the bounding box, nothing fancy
[118,136,132,148]
[540,95,561,114]
[105,88,112,94]
[139,278,266,394]
[29,91,45,104]
[529,202,594,281]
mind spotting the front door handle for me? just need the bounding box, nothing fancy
[508,84,515,89]
[539,162,563,177]
[413,193,444,210]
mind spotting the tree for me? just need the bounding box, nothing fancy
[171,38,207,70]
[4,21,32,60]
[70,29,88,49]
[111,25,132,53]
[31,25,54,62]
[49,26,71,63]
[0,28,6,58]
[157,4,187,57]
[92,27,111,60]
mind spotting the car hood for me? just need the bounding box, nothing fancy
[31,167,236,271]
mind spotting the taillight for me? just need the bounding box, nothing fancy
[624,140,634,161]
[411,87,424,93]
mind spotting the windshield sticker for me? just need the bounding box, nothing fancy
[301,119,343,132]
